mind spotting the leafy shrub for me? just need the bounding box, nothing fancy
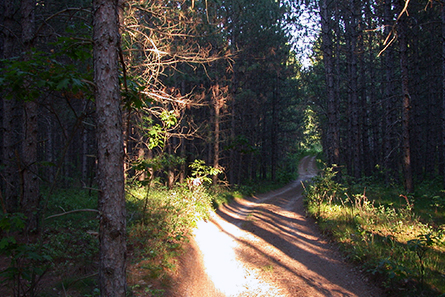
[126,185,213,289]
[303,166,346,217]
[0,213,53,297]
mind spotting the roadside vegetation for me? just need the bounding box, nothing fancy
[303,165,445,297]
[0,151,305,296]
[123,151,305,296]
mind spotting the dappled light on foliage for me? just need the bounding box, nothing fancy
[2,0,445,295]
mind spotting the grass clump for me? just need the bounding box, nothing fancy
[303,167,445,297]
[125,184,214,295]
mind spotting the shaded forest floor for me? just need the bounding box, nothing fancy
[167,156,383,296]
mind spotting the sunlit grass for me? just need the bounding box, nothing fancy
[125,179,291,295]
[126,185,212,294]
[304,170,445,296]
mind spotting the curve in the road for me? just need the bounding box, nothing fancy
[169,156,382,297]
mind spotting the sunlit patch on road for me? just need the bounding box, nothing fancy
[194,216,283,296]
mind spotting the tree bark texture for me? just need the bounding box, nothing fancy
[346,0,361,178]
[320,0,340,167]
[442,1,445,187]
[397,1,413,193]
[20,0,40,233]
[1,0,20,213]
[211,84,223,185]
[383,0,398,183]
[93,0,127,295]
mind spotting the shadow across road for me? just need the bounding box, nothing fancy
[213,156,382,297]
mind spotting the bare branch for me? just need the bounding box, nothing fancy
[45,209,100,220]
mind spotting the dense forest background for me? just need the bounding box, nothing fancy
[312,0,445,194]
[0,0,311,215]
[2,0,445,295]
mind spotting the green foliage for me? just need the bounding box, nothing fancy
[276,152,304,184]
[303,166,345,217]
[37,189,100,295]
[187,159,222,186]
[0,37,93,102]
[126,186,213,292]
[408,231,444,287]
[303,171,445,296]
[0,213,53,297]
[410,178,445,226]
[131,154,186,187]
[122,77,152,110]
[136,110,179,150]
[225,135,258,155]
[301,106,322,151]
[368,258,412,288]
[208,185,246,209]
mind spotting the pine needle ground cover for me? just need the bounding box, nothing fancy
[303,168,445,297]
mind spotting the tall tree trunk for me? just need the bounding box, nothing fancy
[93,0,127,294]
[20,0,40,233]
[271,76,278,181]
[179,137,186,184]
[346,0,361,178]
[442,1,445,187]
[320,0,340,167]
[362,7,375,175]
[167,140,174,189]
[211,84,223,185]
[1,0,20,213]
[398,1,413,193]
[383,0,397,183]
[227,3,239,185]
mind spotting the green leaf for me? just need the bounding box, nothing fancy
[56,78,70,90]
[0,237,16,250]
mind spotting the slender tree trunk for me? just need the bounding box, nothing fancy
[271,76,278,181]
[442,1,445,187]
[212,84,223,185]
[383,0,397,183]
[167,141,174,189]
[179,137,186,184]
[179,82,186,184]
[346,0,361,178]
[398,1,413,193]
[227,3,239,185]
[46,115,55,184]
[334,3,342,172]
[363,9,375,175]
[93,0,127,294]
[20,0,40,233]
[320,0,340,167]
[137,143,146,182]
[1,0,20,213]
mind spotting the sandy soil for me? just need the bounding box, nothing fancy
[168,156,383,297]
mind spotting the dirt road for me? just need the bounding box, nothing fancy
[169,156,382,296]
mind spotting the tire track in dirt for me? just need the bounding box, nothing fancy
[169,156,382,297]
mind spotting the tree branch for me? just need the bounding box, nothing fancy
[45,209,99,220]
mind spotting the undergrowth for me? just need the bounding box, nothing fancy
[125,185,211,295]
[303,167,445,297]
[125,180,280,296]
[1,165,293,296]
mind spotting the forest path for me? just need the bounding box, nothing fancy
[168,156,382,297]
